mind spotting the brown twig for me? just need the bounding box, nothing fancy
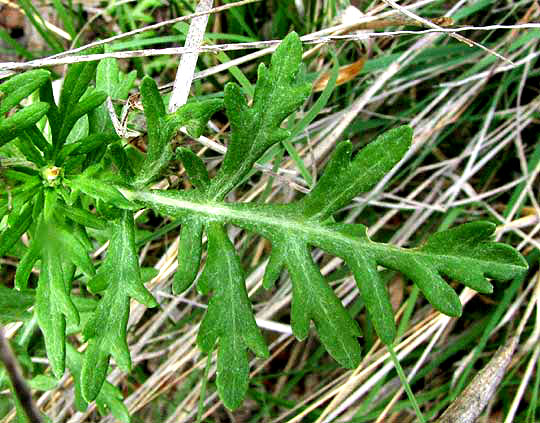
[0,327,43,423]
[436,336,518,423]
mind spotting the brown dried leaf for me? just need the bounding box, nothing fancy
[313,58,366,92]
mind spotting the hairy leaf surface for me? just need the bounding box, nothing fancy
[81,211,157,401]
[0,285,34,323]
[133,77,223,188]
[67,345,130,422]
[197,223,268,408]
[0,69,50,115]
[118,32,527,409]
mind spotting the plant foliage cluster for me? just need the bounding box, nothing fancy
[0,33,527,420]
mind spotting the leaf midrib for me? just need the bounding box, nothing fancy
[124,189,525,273]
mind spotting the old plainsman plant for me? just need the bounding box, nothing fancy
[0,32,527,420]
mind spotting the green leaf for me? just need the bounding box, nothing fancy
[58,47,104,121]
[66,174,134,210]
[130,77,170,188]
[118,32,527,410]
[197,223,268,409]
[108,143,135,181]
[0,285,34,323]
[15,129,46,166]
[87,267,110,294]
[116,71,137,100]
[56,202,107,230]
[28,375,58,391]
[297,126,412,220]
[35,243,69,378]
[0,102,49,148]
[30,190,101,378]
[168,98,224,139]
[96,51,136,101]
[66,296,98,335]
[177,148,210,191]
[57,132,119,163]
[58,89,108,147]
[15,243,40,290]
[173,218,204,293]
[6,181,41,221]
[133,78,222,188]
[53,46,103,153]
[347,244,396,345]
[208,32,312,200]
[141,76,166,142]
[90,51,136,136]
[409,221,523,304]
[0,203,33,257]
[66,345,130,422]
[81,211,157,401]
[0,69,50,115]
[96,53,120,100]
[21,124,52,158]
[54,224,96,277]
[38,221,80,322]
[284,237,361,368]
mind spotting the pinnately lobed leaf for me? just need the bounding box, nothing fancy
[122,32,527,409]
[31,191,98,378]
[207,31,312,200]
[81,211,157,401]
[197,223,269,408]
[133,77,223,188]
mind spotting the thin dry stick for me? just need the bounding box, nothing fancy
[2,24,540,74]
[0,327,43,423]
[169,0,213,112]
[69,0,136,49]
[56,0,260,59]
[380,0,513,64]
[0,0,260,78]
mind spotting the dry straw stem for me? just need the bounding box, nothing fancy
[168,0,213,112]
[0,0,261,78]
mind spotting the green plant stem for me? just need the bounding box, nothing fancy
[387,344,426,423]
